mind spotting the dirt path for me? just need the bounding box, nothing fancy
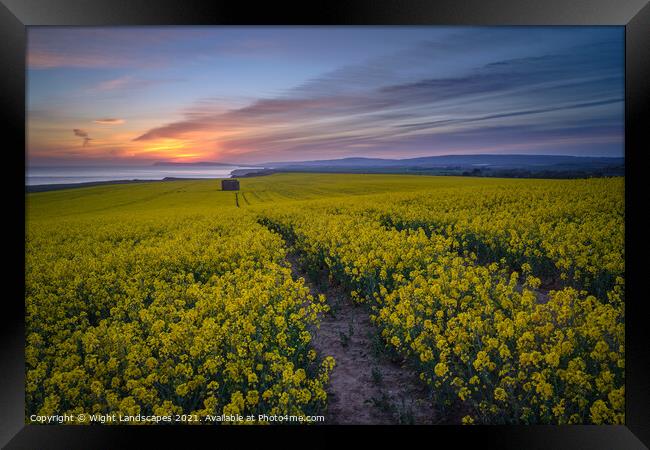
[286,254,437,425]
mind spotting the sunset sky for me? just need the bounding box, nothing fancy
[27,26,624,166]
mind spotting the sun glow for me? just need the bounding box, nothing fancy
[133,139,210,161]
[144,140,187,153]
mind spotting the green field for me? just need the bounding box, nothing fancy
[28,173,547,221]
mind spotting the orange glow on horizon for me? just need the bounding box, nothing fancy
[168,153,203,161]
[143,140,186,153]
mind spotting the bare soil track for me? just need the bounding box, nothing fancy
[286,254,437,425]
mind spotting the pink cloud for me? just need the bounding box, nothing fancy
[93,118,126,125]
[96,76,135,91]
[28,51,131,69]
[92,76,182,93]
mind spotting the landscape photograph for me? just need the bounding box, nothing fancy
[26,26,624,425]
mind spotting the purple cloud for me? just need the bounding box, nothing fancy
[73,129,92,147]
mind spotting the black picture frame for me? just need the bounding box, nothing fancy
[2,0,648,448]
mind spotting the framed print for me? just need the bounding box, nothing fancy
[2,0,649,448]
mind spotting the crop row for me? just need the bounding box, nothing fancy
[26,213,334,423]
[367,178,624,299]
[257,185,624,424]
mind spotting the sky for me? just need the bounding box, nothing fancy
[27,26,624,166]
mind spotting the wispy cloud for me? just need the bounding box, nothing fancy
[96,76,134,91]
[27,28,200,69]
[27,28,286,70]
[132,38,623,162]
[73,128,92,147]
[27,51,126,69]
[92,76,181,93]
[28,27,624,164]
[93,118,125,125]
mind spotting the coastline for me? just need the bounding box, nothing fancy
[25,177,208,193]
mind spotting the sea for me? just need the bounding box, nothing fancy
[26,165,260,186]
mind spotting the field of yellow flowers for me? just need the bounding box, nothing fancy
[26,174,624,424]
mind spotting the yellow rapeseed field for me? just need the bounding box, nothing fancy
[26,174,624,424]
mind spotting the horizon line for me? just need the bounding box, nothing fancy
[28,152,626,168]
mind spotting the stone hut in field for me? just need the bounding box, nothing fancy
[222,179,240,191]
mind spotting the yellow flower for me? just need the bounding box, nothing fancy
[590,400,612,424]
[552,400,565,418]
[246,390,259,406]
[434,362,448,378]
[473,351,491,371]
[494,387,507,402]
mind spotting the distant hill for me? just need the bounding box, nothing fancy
[263,154,623,169]
[225,154,621,179]
[153,155,624,179]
